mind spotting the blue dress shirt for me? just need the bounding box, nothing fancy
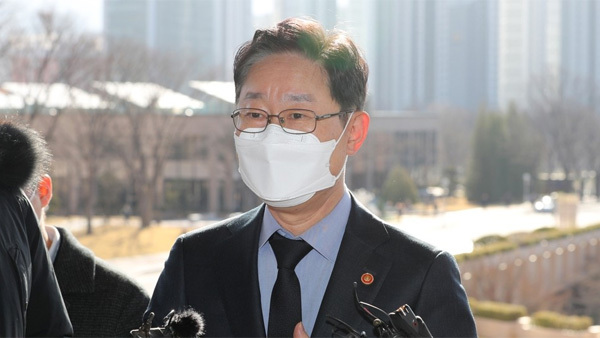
[258,189,351,335]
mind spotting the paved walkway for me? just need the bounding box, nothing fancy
[107,252,169,294]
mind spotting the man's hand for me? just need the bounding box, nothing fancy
[293,322,309,338]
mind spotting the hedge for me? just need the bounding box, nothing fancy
[531,311,593,331]
[455,223,600,263]
[469,299,595,330]
[469,298,527,321]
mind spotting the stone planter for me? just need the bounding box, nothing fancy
[475,316,519,338]
[517,317,600,338]
[474,316,600,338]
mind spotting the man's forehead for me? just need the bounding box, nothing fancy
[283,93,315,102]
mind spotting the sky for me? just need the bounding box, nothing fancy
[19,0,104,33]
[20,0,275,33]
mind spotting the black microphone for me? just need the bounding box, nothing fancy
[131,308,205,338]
[327,283,433,338]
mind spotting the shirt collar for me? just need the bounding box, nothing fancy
[259,188,351,262]
[45,225,61,263]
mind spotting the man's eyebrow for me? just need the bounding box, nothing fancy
[283,93,314,102]
[244,92,264,99]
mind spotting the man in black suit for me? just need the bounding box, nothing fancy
[147,18,477,337]
[27,174,150,337]
[25,151,149,335]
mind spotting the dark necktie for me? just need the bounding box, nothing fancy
[268,232,313,337]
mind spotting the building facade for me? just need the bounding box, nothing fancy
[104,0,253,81]
[3,83,440,218]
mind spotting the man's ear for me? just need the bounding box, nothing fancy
[346,111,370,155]
[37,175,53,208]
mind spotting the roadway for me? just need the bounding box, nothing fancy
[107,200,600,293]
[396,199,600,255]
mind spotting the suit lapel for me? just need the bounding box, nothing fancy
[312,197,393,337]
[213,206,267,337]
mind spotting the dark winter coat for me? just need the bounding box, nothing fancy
[0,190,73,337]
[53,227,150,337]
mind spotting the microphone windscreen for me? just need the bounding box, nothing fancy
[168,308,205,338]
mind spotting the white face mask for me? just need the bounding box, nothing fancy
[234,117,351,208]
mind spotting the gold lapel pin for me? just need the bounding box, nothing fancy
[361,272,374,285]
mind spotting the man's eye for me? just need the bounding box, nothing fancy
[244,112,264,119]
[290,112,309,120]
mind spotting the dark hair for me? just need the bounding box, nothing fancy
[0,119,51,193]
[233,17,369,112]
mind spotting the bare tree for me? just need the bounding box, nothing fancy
[434,104,476,195]
[528,72,594,191]
[5,6,225,230]
[105,101,189,229]
[1,6,114,232]
[98,40,197,228]
[578,110,600,198]
[0,1,18,73]
[58,110,112,234]
[4,8,100,141]
[435,105,474,170]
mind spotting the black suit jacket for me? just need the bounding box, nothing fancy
[0,190,73,337]
[147,196,477,337]
[54,227,150,337]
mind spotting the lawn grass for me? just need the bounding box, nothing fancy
[46,197,477,260]
[46,216,196,260]
[75,225,194,260]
